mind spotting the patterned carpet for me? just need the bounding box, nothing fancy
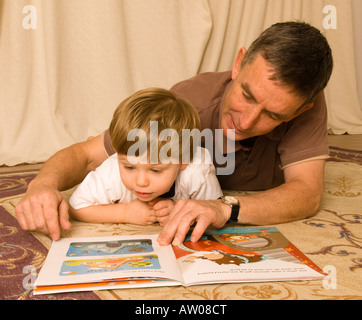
[0,146,361,300]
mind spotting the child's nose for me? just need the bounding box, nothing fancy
[136,171,149,187]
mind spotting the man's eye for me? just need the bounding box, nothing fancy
[124,166,135,170]
[151,169,162,173]
[264,110,279,121]
[242,92,253,101]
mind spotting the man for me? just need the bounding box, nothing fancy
[15,22,333,246]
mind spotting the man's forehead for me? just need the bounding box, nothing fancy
[239,55,306,114]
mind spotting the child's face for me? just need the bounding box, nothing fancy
[118,155,186,202]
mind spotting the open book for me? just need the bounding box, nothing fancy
[34,226,326,295]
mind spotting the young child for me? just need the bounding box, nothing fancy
[69,88,223,225]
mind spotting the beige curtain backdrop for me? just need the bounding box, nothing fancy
[1,0,362,166]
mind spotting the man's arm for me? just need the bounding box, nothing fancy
[236,159,325,224]
[15,134,108,240]
[157,159,325,246]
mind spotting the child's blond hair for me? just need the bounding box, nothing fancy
[109,88,201,163]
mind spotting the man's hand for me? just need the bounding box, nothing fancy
[15,134,109,240]
[157,199,231,247]
[15,184,71,240]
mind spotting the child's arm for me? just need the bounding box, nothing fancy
[69,199,158,225]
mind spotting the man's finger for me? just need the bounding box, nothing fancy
[43,198,63,240]
[189,216,209,243]
[31,200,48,232]
[21,200,38,231]
[59,199,72,230]
[157,217,179,246]
[171,214,196,246]
[15,203,29,231]
[157,200,187,245]
[163,202,197,246]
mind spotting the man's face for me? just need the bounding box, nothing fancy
[220,53,308,141]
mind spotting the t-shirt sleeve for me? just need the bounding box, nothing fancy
[278,92,329,168]
[69,156,122,210]
[176,147,223,200]
[194,165,224,200]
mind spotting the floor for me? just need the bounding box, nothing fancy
[1,135,361,174]
[328,134,362,151]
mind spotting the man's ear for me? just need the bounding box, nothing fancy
[285,103,314,122]
[232,47,247,80]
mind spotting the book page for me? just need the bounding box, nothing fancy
[173,227,325,286]
[35,234,183,291]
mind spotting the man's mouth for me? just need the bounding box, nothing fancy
[228,114,243,134]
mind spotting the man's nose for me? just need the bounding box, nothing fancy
[239,106,260,130]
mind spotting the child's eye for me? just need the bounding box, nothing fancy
[151,169,162,174]
[124,165,135,170]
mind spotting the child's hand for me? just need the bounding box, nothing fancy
[125,199,157,225]
[150,198,175,226]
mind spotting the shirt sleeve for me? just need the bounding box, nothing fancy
[278,92,329,168]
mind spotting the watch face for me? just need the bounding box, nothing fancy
[223,196,239,205]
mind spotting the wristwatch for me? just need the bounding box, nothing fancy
[220,196,240,223]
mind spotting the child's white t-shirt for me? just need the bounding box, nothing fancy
[69,147,223,210]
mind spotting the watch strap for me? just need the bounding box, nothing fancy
[227,204,240,223]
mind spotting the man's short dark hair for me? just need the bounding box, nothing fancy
[242,21,333,104]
